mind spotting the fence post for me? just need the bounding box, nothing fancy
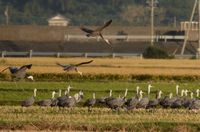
[164,37,167,43]
[1,51,6,58]
[156,35,159,42]
[126,35,129,42]
[57,52,60,58]
[84,53,88,58]
[29,50,33,58]
[140,54,143,59]
[112,53,115,58]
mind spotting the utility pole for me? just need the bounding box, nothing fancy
[181,0,197,56]
[173,16,177,28]
[4,5,9,25]
[150,0,154,46]
[147,0,158,46]
[198,0,200,58]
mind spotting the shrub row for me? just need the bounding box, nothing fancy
[1,73,200,82]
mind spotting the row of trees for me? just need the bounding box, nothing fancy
[0,0,197,26]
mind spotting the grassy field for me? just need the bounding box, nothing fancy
[0,81,199,105]
[1,57,200,75]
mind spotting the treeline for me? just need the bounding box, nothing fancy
[0,0,196,26]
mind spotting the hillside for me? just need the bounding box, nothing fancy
[0,0,195,26]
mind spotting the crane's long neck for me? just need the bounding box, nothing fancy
[136,86,140,95]
[52,91,56,98]
[169,93,173,99]
[124,89,128,97]
[64,90,68,95]
[139,90,143,101]
[157,91,162,99]
[148,84,151,95]
[191,92,194,99]
[176,85,179,95]
[109,90,112,97]
[181,90,184,97]
[93,93,96,99]
[33,89,37,97]
[196,89,199,97]
[184,90,188,97]
[59,89,62,97]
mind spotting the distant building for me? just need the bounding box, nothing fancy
[48,14,70,26]
[181,21,198,31]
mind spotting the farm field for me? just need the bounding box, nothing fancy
[1,57,200,131]
[1,57,200,75]
[0,106,200,131]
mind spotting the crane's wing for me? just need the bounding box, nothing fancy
[99,33,112,46]
[19,64,32,71]
[0,67,9,73]
[18,64,32,71]
[56,62,71,68]
[75,60,93,67]
[95,19,112,31]
[80,26,94,34]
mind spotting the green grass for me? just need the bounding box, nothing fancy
[0,81,199,105]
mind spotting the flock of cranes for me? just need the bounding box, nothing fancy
[0,60,94,78]
[21,84,200,111]
[0,63,200,111]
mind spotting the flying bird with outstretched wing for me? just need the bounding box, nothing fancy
[1,64,32,79]
[56,60,93,75]
[80,20,112,45]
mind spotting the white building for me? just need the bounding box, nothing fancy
[48,14,70,26]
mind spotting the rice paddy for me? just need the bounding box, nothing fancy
[1,57,200,131]
[0,106,200,131]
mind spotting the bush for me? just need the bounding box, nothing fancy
[143,46,173,59]
[1,73,200,82]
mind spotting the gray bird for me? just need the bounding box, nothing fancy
[56,60,93,75]
[80,20,112,45]
[21,88,37,107]
[38,91,56,107]
[125,96,139,110]
[125,86,141,110]
[147,90,162,109]
[171,89,185,109]
[136,90,149,109]
[84,93,96,112]
[1,64,32,79]
[58,91,84,108]
[96,89,113,105]
[189,99,200,109]
[160,93,177,108]
[183,91,195,108]
[57,86,73,106]
[106,89,128,111]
